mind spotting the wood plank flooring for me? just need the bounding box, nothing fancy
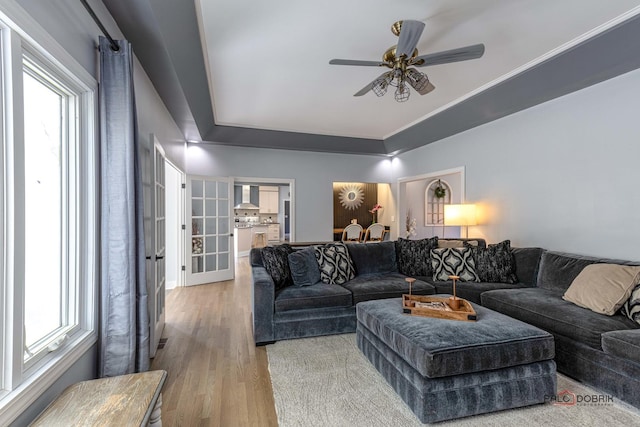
[151,257,278,426]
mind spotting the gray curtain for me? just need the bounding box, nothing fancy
[99,37,150,376]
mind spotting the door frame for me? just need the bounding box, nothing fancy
[233,177,296,242]
[165,158,185,288]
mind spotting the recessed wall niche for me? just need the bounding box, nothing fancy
[333,182,378,230]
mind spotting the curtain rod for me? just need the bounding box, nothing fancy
[80,0,120,51]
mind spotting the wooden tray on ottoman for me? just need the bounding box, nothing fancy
[402,294,477,321]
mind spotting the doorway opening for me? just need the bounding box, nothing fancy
[232,177,295,259]
[397,167,465,239]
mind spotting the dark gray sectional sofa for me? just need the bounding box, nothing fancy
[251,241,435,345]
[250,239,640,409]
[481,250,640,408]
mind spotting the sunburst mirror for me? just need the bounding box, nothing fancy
[339,184,365,210]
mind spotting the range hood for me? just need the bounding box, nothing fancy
[234,185,259,210]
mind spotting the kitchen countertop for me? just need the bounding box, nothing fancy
[235,222,280,228]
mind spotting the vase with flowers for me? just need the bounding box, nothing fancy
[369,203,383,224]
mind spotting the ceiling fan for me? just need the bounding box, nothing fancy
[329,20,485,102]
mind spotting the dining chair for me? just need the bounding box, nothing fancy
[341,223,363,242]
[364,223,386,242]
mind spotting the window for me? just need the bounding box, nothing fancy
[0,6,97,424]
[425,179,452,225]
[22,55,79,366]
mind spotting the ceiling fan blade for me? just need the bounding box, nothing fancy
[414,81,435,95]
[353,72,390,97]
[395,20,425,59]
[414,43,485,67]
[329,59,383,67]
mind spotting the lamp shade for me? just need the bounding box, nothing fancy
[444,204,477,226]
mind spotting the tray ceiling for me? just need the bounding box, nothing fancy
[104,0,640,155]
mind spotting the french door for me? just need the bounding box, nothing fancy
[142,135,166,357]
[186,176,234,285]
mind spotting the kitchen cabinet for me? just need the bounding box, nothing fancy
[267,224,280,242]
[259,186,279,214]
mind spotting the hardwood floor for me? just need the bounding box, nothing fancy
[151,257,278,426]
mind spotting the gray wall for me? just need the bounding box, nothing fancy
[186,144,395,242]
[11,1,185,424]
[392,67,640,260]
[188,67,640,258]
[17,0,187,170]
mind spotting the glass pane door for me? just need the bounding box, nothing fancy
[186,176,234,285]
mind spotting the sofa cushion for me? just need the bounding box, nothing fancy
[431,247,479,282]
[563,264,640,315]
[288,247,321,286]
[346,241,397,275]
[274,283,353,312]
[601,330,640,366]
[623,282,640,326]
[511,247,544,287]
[340,273,434,304]
[261,244,293,291]
[314,242,355,285]
[481,288,638,349]
[432,280,527,305]
[536,251,640,293]
[395,237,438,277]
[467,240,518,284]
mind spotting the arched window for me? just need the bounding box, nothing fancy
[425,179,452,225]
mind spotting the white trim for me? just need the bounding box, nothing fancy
[0,2,99,424]
[0,1,95,88]
[0,332,97,425]
[164,159,185,288]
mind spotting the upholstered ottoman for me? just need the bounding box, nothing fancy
[356,298,556,423]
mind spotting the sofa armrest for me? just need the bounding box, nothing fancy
[601,329,640,365]
[252,265,276,345]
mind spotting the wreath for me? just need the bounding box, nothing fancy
[434,180,446,199]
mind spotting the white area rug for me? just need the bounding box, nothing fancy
[267,334,640,426]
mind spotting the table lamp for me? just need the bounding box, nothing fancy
[444,204,477,238]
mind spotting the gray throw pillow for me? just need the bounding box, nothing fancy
[395,237,438,277]
[261,244,293,291]
[288,247,321,286]
[314,242,355,285]
[466,240,518,284]
[430,247,479,282]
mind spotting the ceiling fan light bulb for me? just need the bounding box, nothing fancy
[407,69,429,91]
[372,77,388,97]
[395,85,409,102]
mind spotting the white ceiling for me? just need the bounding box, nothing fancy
[196,0,640,141]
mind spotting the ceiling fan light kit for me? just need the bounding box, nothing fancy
[329,20,485,102]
